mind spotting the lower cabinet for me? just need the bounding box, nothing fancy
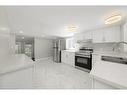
[92,79,116,89]
[61,50,75,67]
[91,54,119,89]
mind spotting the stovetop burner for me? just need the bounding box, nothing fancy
[76,47,93,55]
[75,47,93,57]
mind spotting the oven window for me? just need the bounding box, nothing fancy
[77,57,88,64]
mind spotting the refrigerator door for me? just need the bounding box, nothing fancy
[53,39,66,63]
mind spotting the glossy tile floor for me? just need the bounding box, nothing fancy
[32,59,93,89]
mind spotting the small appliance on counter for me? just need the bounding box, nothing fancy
[75,47,93,72]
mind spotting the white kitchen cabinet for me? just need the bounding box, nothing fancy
[74,31,92,43]
[61,50,75,67]
[93,79,116,89]
[61,50,68,64]
[74,26,121,43]
[91,52,127,89]
[103,26,120,42]
[93,30,104,43]
[91,54,117,89]
[83,31,92,39]
[68,52,75,66]
[92,26,121,43]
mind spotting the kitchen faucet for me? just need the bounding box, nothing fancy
[112,41,127,51]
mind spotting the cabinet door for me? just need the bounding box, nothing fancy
[93,79,116,89]
[65,52,70,65]
[61,51,66,63]
[61,51,75,67]
[93,30,104,43]
[61,51,69,64]
[68,52,75,66]
[103,26,120,42]
[84,31,92,39]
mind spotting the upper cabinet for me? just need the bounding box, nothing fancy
[93,26,121,43]
[83,31,92,39]
[93,29,104,43]
[103,26,121,43]
[74,31,92,43]
[74,26,121,43]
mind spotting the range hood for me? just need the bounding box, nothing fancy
[77,39,93,43]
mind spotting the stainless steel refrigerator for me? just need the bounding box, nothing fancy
[53,39,66,63]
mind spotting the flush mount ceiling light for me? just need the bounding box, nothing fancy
[66,25,78,32]
[105,14,122,25]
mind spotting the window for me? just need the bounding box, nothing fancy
[66,37,75,49]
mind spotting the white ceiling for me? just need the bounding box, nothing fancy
[4,6,127,38]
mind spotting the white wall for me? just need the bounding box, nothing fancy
[0,34,10,58]
[0,7,12,61]
[9,33,15,55]
[122,23,127,52]
[0,7,16,66]
[34,37,53,60]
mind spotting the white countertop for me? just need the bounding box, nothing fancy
[90,51,127,89]
[92,51,127,58]
[62,49,77,52]
[0,54,34,76]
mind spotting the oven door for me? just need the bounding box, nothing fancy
[75,55,92,70]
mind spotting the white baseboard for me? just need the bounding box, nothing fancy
[35,56,53,62]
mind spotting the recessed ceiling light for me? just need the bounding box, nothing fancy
[19,30,23,34]
[105,14,122,25]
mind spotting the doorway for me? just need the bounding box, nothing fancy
[15,35,35,61]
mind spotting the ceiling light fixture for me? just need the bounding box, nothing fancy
[67,25,78,32]
[105,14,122,25]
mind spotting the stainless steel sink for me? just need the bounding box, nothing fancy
[101,56,127,65]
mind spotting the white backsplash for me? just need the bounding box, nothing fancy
[77,42,123,52]
[92,43,116,51]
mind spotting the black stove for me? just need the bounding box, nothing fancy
[75,47,93,72]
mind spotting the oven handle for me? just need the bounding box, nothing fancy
[75,55,91,59]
